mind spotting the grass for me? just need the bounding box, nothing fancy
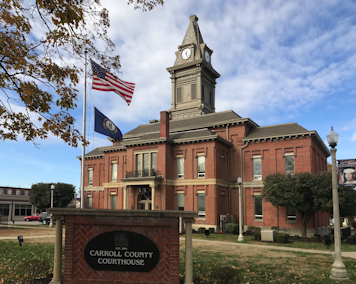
[0,240,55,284]
[179,244,356,283]
[187,233,356,252]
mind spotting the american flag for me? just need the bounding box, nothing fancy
[90,60,135,106]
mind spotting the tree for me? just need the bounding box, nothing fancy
[0,0,163,147]
[29,182,75,209]
[338,186,356,217]
[262,172,332,238]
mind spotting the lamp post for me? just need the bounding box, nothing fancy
[49,184,55,228]
[327,127,349,281]
[237,177,244,242]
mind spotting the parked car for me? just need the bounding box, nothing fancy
[24,213,40,222]
[38,212,63,225]
[38,212,52,225]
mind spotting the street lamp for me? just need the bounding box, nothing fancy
[327,127,349,281]
[237,177,244,242]
[49,184,55,228]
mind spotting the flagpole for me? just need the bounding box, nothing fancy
[80,50,87,209]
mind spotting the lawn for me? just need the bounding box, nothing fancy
[179,242,356,283]
[1,229,356,284]
[186,233,356,252]
[0,240,54,284]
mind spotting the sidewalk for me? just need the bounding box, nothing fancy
[181,238,356,260]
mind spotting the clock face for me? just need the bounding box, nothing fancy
[182,48,191,60]
[205,51,210,63]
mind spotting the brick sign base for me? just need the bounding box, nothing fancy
[47,209,197,284]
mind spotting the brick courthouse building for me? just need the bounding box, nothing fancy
[80,15,330,236]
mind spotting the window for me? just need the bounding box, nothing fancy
[287,206,296,221]
[191,84,196,100]
[177,192,184,210]
[7,189,12,195]
[201,85,205,101]
[285,154,295,174]
[0,189,3,194]
[177,157,184,178]
[0,204,9,215]
[254,195,263,220]
[177,87,182,103]
[197,192,205,218]
[143,153,149,177]
[16,190,20,195]
[110,195,116,209]
[24,191,28,196]
[111,162,117,182]
[14,205,31,216]
[210,91,213,106]
[136,152,157,177]
[197,155,205,178]
[88,168,93,186]
[253,156,262,180]
[88,195,92,209]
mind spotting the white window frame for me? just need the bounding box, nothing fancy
[24,191,28,196]
[177,191,184,211]
[285,153,295,174]
[88,168,93,186]
[111,162,117,182]
[87,195,93,209]
[110,193,116,209]
[197,154,205,178]
[135,151,157,177]
[254,193,263,220]
[286,206,297,221]
[177,156,184,179]
[197,191,206,218]
[0,189,3,194]
[7,189,12,195]
[16,190,21,195]
[253,155,262,180]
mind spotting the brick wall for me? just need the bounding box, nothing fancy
[63,215,179,284]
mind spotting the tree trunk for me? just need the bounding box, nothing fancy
[301,214,313,238]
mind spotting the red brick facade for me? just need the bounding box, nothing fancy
[81,114,330,237]
[63,214,179,284]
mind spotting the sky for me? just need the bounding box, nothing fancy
[1,0,356,193]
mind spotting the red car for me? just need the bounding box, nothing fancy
[24,213,40,222]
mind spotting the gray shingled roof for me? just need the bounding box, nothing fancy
[124,110,256,138]
[244,123,309,140]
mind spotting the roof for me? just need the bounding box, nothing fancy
[79,112,329,159]
[124,110,258,138]
[244,123,309,140]
[243,122,330,156]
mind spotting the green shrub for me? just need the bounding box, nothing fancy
[254,231,261,240]
[198,227,206,234]
[210,266,241,284]
[313,234,321,239]
[192,229,197,233]
[271,226,279,231]
[275,233,289,243]
[310,236,320,242]
[248,226,261,233]
[209,227,215,233]
[226,223,238,234]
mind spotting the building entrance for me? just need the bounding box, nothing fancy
[137,188,152,210]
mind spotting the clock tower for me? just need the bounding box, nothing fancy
[167,15,220,120]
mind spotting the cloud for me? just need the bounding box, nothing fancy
[351,133,356,142]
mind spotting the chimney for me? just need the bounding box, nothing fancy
[160,111,169,138]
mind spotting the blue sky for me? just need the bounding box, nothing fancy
[1,0,356,193]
